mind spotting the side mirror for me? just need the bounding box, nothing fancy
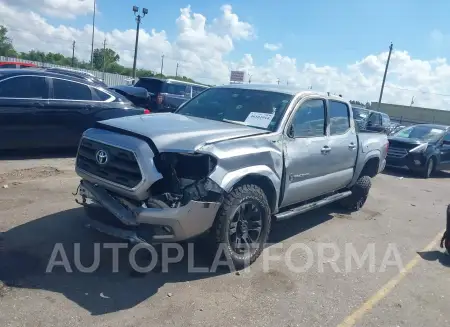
[287,125,295,138]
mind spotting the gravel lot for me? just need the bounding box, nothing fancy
[1,154,449,327]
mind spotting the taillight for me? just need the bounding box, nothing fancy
[156,93,163,104]
[143,109,151,114]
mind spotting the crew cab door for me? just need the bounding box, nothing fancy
[326,100,358,189]
[0,75,50,150]
[40,77,100,148]
[280,98,332,207]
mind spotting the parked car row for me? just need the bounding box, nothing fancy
[0,68,209,150]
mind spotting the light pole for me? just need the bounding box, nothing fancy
[132,5,148,81]
[90,0,96,69]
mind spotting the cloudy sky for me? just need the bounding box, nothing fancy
[1,0,450,109]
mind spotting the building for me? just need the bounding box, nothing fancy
[370,102,450,125]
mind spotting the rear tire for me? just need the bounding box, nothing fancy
[339,175,372,211]
[211,184,271,270]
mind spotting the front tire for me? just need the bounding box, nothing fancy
[421,157,435,179]
[212,184,271,269]
[339,175,372,211]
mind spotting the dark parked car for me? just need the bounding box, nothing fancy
[365,110,391,133]
[42,67,108,88]
[133,77,209,112]
[0,69,150,150]
[108,85,151,109]
[352,106,371,131]
[386,124,450,178]
[352,106,392,134]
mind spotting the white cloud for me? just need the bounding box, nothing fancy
[211,4,255,40]
[1,0,450,110]
[264,43,282,51]
[2,0,94,19]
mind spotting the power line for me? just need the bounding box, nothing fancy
[384,85,450,97]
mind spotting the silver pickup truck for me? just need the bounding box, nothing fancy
[75,84,388,268]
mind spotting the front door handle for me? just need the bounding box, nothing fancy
[321,146,331,154]
[348,143,356,150]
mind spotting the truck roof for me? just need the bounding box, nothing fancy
[218,83,347,101]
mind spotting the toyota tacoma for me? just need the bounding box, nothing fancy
[74,84,388,267]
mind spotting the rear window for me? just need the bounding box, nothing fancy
[134,79,163,94]
[163,83,190,96]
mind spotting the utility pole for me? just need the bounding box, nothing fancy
[277,78,280,85]
[71,41,76,67]
[248,73,252,84]
[160,55,164,76]
[410,96,415,107]
[377,42,393,110]
[102,38,107,80]
[175,62,179,77]
[132,5,148,81]
[90,0,96,69]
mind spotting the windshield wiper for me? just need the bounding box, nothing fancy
[222,119,249,126]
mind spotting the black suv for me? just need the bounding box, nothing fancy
[133,77,209,112]
[386,124,450,178]
[0,68,149,150]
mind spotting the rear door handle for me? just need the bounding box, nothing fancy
[348,143,356,149]
[321,146,331,154]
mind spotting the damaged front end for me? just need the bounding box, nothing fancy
[75,131,224,244]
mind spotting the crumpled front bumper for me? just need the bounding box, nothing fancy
[78,180,221,243]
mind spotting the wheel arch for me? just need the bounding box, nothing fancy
[350,151,381,186]
[230,174,278,214]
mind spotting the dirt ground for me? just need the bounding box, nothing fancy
[1,153,449,327]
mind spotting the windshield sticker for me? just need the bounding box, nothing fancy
[244,112,275,128]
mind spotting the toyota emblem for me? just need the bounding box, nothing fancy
[95,149,108,165]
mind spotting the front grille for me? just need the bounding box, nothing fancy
[76,138,143,188]
[387,147,408,158]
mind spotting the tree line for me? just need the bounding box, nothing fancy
[0,25,202,84]
[1,25,371,103]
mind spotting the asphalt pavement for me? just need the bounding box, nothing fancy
[0,155,449,327]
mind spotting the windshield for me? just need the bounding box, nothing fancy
[393,125,445,142]
[352,107,369,120]
[176,87,294,131]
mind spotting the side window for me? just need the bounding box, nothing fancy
[0,76,48,98]
[166,83,190,96]
[0,64,18,68]
[381,114,390,126]
[443,133,450,143]
[52,78,92,100]
[291,99,326,138]
[192,86,207,97]
[92,88,112,101]
[329,101,351,135]
[368,113,381,125]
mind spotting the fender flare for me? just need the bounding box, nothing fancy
[210,165,282,211]
[350,150,381,186]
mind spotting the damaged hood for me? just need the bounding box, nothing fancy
[96,113,268,152]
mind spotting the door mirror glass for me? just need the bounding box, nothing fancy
[287,125,295,138]
[443,134,450,145]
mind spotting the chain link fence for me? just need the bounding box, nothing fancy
[0,56,134,87]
